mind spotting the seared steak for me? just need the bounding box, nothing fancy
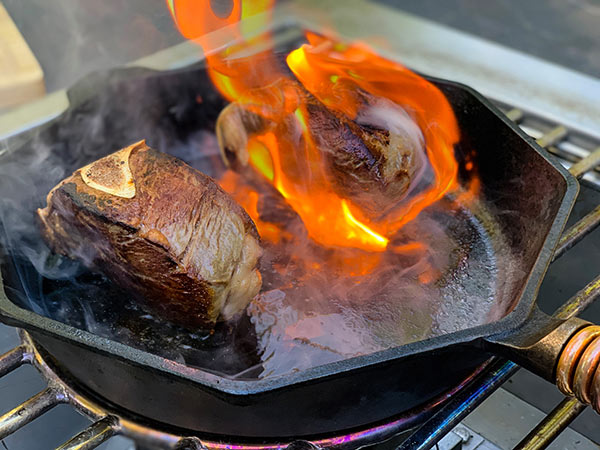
[37,141,262,330]
[216,82,424,219]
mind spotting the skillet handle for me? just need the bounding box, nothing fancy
[485,308,600,413]
[555,324,600,411]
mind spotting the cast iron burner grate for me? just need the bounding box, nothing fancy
[1,95,600,450]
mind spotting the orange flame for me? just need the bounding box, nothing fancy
[166,0,278,102]
[168,1,460,253]
[219,170,288,244]
[243,125,390,252]
[287,33,460,233]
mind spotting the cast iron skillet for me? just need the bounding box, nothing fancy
[0,62,594,439]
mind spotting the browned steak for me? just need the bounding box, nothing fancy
[216,83,423,220]
[37,141,262,330]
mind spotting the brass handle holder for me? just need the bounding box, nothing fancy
[556,324,600,412]
[485,311,600,412]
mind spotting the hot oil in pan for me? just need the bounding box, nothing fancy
[245,194,515,378]
[0,65,522,380]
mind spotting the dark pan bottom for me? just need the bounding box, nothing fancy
[30,330,490,438]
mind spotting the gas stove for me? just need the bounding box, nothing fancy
[1,2,600,449]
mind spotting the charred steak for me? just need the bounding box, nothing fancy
[37,141,262,330]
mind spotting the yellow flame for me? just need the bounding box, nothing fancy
[248,138,274,181]
[211,71,239,101]
[286,46,308,73]
[294,108,308,133]
[341,200,389,249]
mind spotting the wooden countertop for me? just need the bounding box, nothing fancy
[0,1,44,109]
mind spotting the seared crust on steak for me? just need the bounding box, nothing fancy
[216,84,423,219]
[37,141,262,330]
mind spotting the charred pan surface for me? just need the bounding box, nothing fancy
[37,141,262,330]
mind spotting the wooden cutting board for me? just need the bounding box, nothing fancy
[0,1,45,109]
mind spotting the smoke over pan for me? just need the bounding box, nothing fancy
[0,54,524,380]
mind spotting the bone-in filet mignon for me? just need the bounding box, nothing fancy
[37,141,262,330]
